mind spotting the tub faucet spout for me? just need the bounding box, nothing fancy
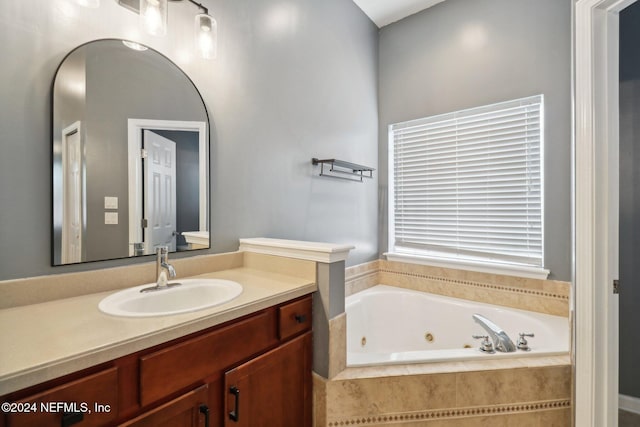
[472,314,516,353]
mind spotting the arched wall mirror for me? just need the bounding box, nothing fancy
[52,39,210,266]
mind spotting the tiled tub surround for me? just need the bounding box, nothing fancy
[345,260,570,317]
[314,359,571,426]
[0,251,317,394]
[312,260,573,426]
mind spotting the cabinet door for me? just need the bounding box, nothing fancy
[119,384,209,427]
[4,367,118,427]
[223,332,311,427]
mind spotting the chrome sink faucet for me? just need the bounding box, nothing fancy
[156,246,176,287]
[141,246,178,293]
[472,313,516,353]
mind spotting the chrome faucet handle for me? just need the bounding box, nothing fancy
[472,335,495,353]
[517,333,535,351]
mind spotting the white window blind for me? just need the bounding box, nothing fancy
[389,95,544,268]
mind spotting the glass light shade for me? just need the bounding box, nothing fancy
[140,0,168,36]
[195,13,217,60]
[75,0,100,8]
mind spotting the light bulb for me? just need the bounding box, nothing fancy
[140,0,167,36]
[195,13,217,59]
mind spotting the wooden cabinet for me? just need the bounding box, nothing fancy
[224,332,312,427]
[1,295,312,427]
[278,297,312,341]
[139,309,278,406]
[118,385,209,427]
[3,367,118,427]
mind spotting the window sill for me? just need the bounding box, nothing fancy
[383,252,550,280]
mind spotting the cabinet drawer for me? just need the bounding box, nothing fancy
[278,296,312,341]
[139,309,277,406]
[5,367,118,427]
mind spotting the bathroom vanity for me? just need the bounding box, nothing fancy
[0,239,353,427]
[0,247,325,427]
[1,294,312,427]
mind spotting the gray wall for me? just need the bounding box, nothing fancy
[377,0,572,280]
[619,1,640,400]
[0,0,378,280]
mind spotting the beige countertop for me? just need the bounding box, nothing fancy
[0,267,316,395]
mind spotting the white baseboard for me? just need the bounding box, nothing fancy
[620,394,640,415]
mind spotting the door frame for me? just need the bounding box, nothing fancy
[574,0,635,425]
[61,121,84,264]
[127,118,208,256]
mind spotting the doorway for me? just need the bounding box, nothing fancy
[575,0,638,425]
[618,2,640,423]
[127,119,208,256]
[61,121,84,264]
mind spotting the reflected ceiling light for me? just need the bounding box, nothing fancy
[75,0,100,8]
[122,40,149,51]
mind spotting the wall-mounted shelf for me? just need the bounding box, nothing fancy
[311,158,375,182]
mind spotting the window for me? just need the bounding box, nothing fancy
[389,95,544,273]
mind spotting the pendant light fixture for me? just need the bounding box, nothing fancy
[140,0,168,36]
[183,1,217,59]
[117,0,217,59]
[195,12,217,59]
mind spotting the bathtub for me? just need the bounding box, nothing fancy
[346,285,570,367]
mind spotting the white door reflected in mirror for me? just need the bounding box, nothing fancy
[143,130,177,253]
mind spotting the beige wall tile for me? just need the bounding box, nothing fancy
[345,274,379,297]
[373,265,570,316]
[326,374,457,419]
[361,408,571,427]
[313,373,328,427]
[345,260,379,297]
[455,366,571,407]
[346,260,380,280]
[328,312,347,378]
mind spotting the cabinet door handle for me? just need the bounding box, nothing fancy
[199,404,210,427]
[294,314,307,323]
[228,386,240,422]
[61,411,84,427]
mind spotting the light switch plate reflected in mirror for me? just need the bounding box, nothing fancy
[104,196,118,209]
[105,212,118,225]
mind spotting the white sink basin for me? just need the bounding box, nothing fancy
[98,278,243,317]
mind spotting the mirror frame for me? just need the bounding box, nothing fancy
[51,39,211,266]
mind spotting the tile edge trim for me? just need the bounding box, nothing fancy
[326,399,571,426]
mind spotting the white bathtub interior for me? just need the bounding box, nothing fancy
[346,284,570,367]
